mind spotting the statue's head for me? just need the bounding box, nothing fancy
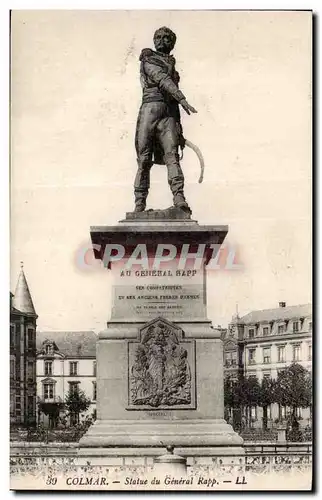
[153,26,176,54]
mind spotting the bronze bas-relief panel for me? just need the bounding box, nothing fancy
[127,318,196,410]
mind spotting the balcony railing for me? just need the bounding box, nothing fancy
[37,396,63,404]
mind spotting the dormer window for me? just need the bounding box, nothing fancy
[278,324,285,334]
[45,343,53,356]
[293,321,299,333]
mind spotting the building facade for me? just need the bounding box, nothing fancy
[36,331,97,425]
[223,303,312,428]
[10,265,38,427]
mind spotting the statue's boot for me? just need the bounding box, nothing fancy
[173,192,191,213]
[134,202,146,213]
[165,152,191,213]
[134,158,152,212]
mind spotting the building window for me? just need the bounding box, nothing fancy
[44,361,53,376]
[277,345,285,362]
[278,324,285,334]
[28,395,34,415]
[10,392,15,414]
[309,322,312,332]
[27,361,34,381]
[225,376,232,389]
[228,326,235,337]
[69,361,78,376]
[228,377,238,388]
[263,327,269,336]
[263,347,271,364]
[10,324,16,347]
[249,329,255,338]
[263,372,271,380]
[308,345,312,360]
[225,352,237,366]
[92,382,97,401]
[45,343,53,356]
[293,344,301,362]
[248,348,256,365]
[10,358,15,379]
[93,361,97,376]
[293,321,299,333]
[15,395,21,410]
[27,328,34,348]
[44,383,54,400]
[68,382,79,395]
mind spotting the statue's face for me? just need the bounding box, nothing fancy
[154,30,175,54]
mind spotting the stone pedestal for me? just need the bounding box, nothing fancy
[79,209,243,458]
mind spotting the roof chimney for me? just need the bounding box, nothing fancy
[279,301,286,308]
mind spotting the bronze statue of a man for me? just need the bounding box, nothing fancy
[134,27,197,213]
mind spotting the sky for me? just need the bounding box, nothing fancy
[10,10,312,332]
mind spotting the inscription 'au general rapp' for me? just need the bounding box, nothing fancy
[120,269,198,277]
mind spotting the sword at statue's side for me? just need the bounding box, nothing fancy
[184,139,205,183]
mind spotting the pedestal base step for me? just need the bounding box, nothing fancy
[77,447,245,468]
[79,419,243,450]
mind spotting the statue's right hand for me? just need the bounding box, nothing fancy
[180,99,198,115]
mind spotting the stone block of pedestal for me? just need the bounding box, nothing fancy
[79,211,244,458]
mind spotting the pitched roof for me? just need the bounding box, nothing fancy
[12,265,36,315]
[36,331,97,357]
[240,303,312,324]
